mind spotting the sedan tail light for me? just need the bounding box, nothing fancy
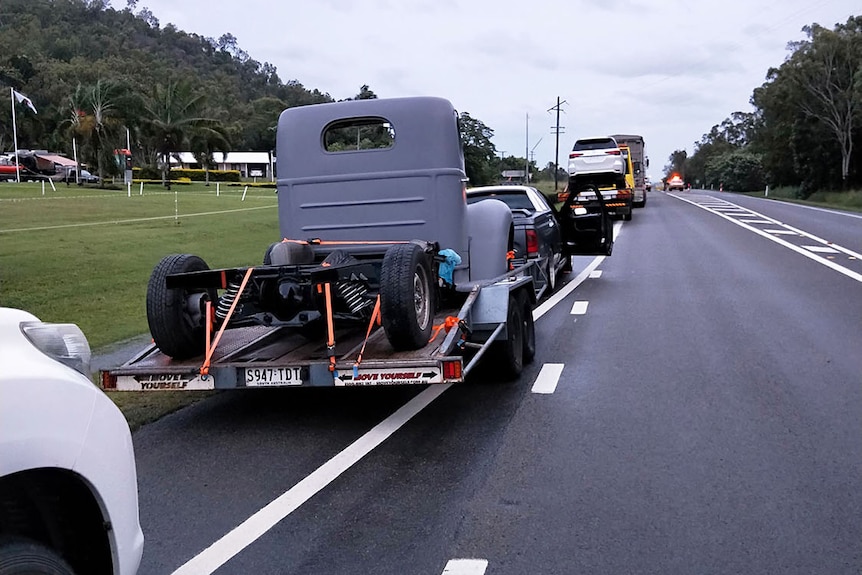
[526,229,539,255]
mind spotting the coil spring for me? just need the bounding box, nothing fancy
[215,280,242,320]
[337,281,372,316]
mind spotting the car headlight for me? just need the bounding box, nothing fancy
[20,321,92,377]
[573,206,588,216]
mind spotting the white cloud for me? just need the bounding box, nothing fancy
[123,0,858,176]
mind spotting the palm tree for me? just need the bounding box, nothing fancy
[65,80,122,186]
[142,81,220,189]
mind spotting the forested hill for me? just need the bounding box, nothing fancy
[0,0,336,156]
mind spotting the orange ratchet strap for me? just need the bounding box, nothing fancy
[201,267,253,376]
[352,295,382,377]
[324,282,337,374]
[429,315,460,344]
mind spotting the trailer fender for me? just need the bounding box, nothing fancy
[465,199,513,282]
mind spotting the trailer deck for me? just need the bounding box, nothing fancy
[101,276,532,391]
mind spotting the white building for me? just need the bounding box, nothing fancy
[172,151,275,180]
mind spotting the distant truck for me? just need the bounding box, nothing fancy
[102,97,611,392]
[610,134,648,208]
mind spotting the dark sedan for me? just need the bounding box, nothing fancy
[466,185,566,295]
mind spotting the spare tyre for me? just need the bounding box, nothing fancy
[146,254,216,359]
[380,243,436,350]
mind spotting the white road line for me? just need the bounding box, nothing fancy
[570,301,589,315]
[728,193,862,220]
[765,229,797,235]
[803,245,841,254]
[671,193,862,284]
[533,220,623,321]
[442,559,489,575]
[589,270,603,278]
[0,204,277,234]
[737,219,774,224]
[170,219,625,575]
[171,384,452,575]
[532,363,565,394]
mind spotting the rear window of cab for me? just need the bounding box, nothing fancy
[572,138,618,151]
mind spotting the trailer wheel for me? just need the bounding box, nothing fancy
[146,254,215,359]
[380,243,435,350]
[0,537,75,575]
[518,290,536,364]
[491,295,524,380]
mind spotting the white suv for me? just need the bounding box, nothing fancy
[567,136,625,176]
[0,307,143,575]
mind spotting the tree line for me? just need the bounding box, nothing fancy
[667,15,862,196]
[0,0,519,187]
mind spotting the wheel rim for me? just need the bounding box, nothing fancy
[413,266,430,330]
[547,262,556,291]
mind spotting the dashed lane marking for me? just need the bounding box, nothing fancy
[803,245,841,254]
[589,270,603,278]
[533,220,622,321]
[442,559,489,575]
[532,363,565,395]
[570,301,589,315]
[737,219,774,224]
[765,229,797,235]
[169,222,625,575]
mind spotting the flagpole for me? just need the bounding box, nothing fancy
[72,137,79,184]
[11,87,20,183]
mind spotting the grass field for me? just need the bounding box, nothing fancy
[0,181,280,348]
[0,182,284,428]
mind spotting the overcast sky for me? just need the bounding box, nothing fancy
[127,0,857,178]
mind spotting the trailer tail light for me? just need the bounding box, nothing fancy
[526,229,539,255]
[442,360,462,381]
[101,372,117,390]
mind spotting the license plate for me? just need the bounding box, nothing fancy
[244,367,303,386]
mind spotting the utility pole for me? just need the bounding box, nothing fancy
[548,97,567,191]
[525,113,530,184]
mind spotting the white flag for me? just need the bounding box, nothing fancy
[12,89,37,114]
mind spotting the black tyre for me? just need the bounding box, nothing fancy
[263,242,278,265]
[491,295,524,380]
[0,537,75,575]
[380,243,436,350]
[517,290,536,364]
[623,212,632,221]
[146,254,215,359]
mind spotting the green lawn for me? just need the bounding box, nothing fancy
[0,181,280,349]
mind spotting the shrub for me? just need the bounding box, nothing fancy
[132,167,241,182]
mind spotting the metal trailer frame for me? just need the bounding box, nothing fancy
[102,267,536,391]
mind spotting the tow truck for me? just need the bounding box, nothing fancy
[101,97,613,392]
[667,174,685,191]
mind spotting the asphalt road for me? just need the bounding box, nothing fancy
[130,191,862,575]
